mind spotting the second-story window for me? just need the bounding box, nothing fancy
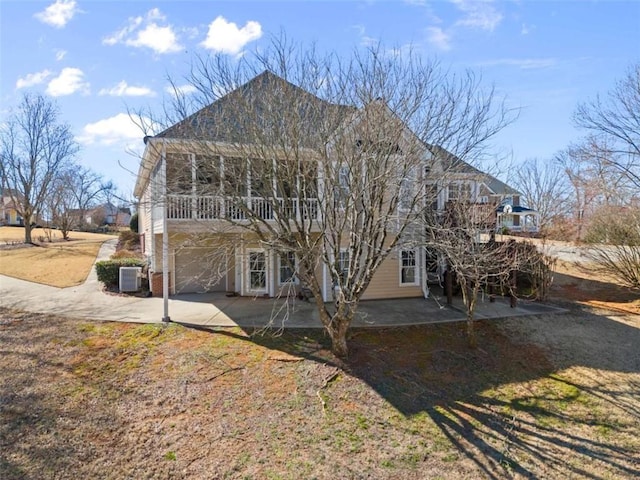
[448,182,472,202]
[337,250,350,283]
[335,165,350,208]
[398,168,416,212]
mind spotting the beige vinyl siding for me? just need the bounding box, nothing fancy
[140,186,153,255]
[362,252,423,300]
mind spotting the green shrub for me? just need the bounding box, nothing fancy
[130,213,139,233]
[95,258,146,288]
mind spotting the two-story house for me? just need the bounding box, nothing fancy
[134,71,531,300]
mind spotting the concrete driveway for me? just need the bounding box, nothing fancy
[0,239,565,328]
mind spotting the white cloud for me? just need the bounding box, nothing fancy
[426,26,452,51]
[103,8,182,54]
[54,49,67,61]
[521,23,535,35]
[46,67,89,96]
[200,16,262,55]
[78,113,152,146]
[16,70,52,89]
[452,0,503,31]
[128,23,182,54]
[478,58,558,70]
[35,0,79,28]
[99,81,156,97]
[165,84,197,97]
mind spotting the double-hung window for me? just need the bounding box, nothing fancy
[335,165,350,208]
[400,249,418,285]
[278,252,297,284]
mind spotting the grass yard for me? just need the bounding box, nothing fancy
[1,304,638,479]
[0,226,114,244]
[0,227,115,287]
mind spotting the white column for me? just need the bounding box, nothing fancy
[162,141,170,322]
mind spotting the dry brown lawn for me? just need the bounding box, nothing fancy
[1,304,638,479]
[0,227,114,287]
[0,226,114,243]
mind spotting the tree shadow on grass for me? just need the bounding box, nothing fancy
[206,304,640,479]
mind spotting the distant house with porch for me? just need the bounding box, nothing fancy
[1,188,25,226]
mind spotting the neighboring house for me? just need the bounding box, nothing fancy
[134,71,533,298]
[85,203,131,227]
[430,146,538,233]
[0,188,25,226]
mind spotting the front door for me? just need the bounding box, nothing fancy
[248,251,267,294]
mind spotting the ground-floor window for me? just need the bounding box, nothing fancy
[278,251,297,284]
[249,251,266,290]
[400,249,417,285]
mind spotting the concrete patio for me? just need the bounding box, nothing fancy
[0,239,566,328]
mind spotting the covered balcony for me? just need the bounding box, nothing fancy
[166,195,319,222]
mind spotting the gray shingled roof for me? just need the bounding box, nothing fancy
[156,71,355,149]
[151,71,520,196]
[426,144,520,196]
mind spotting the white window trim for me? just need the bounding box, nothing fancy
[399,249,419,286]
[277,252,299,285]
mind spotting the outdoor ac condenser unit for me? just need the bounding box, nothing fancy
[119,267,142,293]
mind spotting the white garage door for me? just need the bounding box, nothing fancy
[175,248,227,293]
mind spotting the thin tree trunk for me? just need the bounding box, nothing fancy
[462,283,478,349]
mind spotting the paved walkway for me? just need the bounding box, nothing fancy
[0,239,566,328]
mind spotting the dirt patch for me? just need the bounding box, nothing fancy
[1,305,638,479]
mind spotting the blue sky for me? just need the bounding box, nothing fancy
[1,0,639,198]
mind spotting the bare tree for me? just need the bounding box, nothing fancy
[72,165,114,230]
[45,168,76,240]
[575,62,640,187]
[140,40,514,357]
[510,157,571,233]
[0,94,78,243]
[422,185,521,347]
[584,205,640,290]
[557,135,636,241]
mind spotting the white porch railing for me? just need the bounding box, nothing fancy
[166,195,319,222]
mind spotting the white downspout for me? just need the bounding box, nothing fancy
[421,247,430,299]
[322,260,328,302]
